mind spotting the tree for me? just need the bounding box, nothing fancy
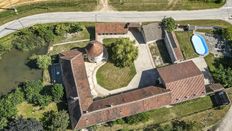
[23,80,44,103]
[35,55,52,69]
[7,117,43,131]
[29,55,52,69]
[43,110,69,131]
[161,17,176,32]
[111,39,138,67]
[213,64,232,88]
[0,117,8,129]
[67,23,83,33]
[124,112,149,124]
[223,26,232,41]
[54,24,68,36]
[36,95,52,107]
[51,84,64,102]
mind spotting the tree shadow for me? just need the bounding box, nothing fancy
[86,26,95,40]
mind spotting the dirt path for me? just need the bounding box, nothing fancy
[96,0,114,12]
[167,0,179,10]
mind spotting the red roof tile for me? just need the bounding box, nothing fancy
[157,61,202,83]
[96,23,128,34]
[86,41,104,57]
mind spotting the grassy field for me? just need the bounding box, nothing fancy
[96,96,230,130]
[0,0,98,25]
[17,102,58,120]
[175,31,198,59]
[96,62,136,90]
[109,0,225,11]
[49,41,88,55]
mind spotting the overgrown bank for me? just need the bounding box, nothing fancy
[0,0,98,25]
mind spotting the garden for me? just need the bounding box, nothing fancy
[96,38,137,90]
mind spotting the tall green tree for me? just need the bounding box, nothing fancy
[161,17,176,32]
[111,39,138,67]
[43,110,69,131]
[213,64,232,88]
[0,117,8,129]
[51,84,64,102]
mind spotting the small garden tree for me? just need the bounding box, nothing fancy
[43,110,69,131]
[111,39,138,67]
[161,17,176,32]
[29,55,52,69]
[51,84,64,102]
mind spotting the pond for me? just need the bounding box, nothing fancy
[0,47,47,96]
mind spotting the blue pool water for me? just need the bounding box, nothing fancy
[191,34,209,56]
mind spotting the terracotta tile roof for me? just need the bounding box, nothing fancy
[59,50,93,128]
[88,86,171,112]
[157,61,202,83]
[96,23,128,34]
[76,86,171,129]
[158,61,205,104]
[86,41,104,57]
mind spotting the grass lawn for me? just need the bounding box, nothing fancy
[96,62,136,90]
[17,102,58,120]
[204,53,217,72]
[96,95,230,130]
[109,0,225,11]
[148,40,171,67]
[49,41,88,55]
[175,31,198,59]
[177,20,231,28]
[0,0,98,25]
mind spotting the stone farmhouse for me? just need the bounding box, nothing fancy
[58,22,229,130]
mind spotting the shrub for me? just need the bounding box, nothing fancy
[161,17,176,32]
[124,112,149,124]
[111,39,138,67]
[51,84,64,102]
[43,110,69,131]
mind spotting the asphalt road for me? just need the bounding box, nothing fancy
[0,0,232,130]
[0,0,232,38]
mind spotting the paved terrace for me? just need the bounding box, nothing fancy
[85,30,157,97]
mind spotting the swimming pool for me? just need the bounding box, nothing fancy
[191,34,209,56]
